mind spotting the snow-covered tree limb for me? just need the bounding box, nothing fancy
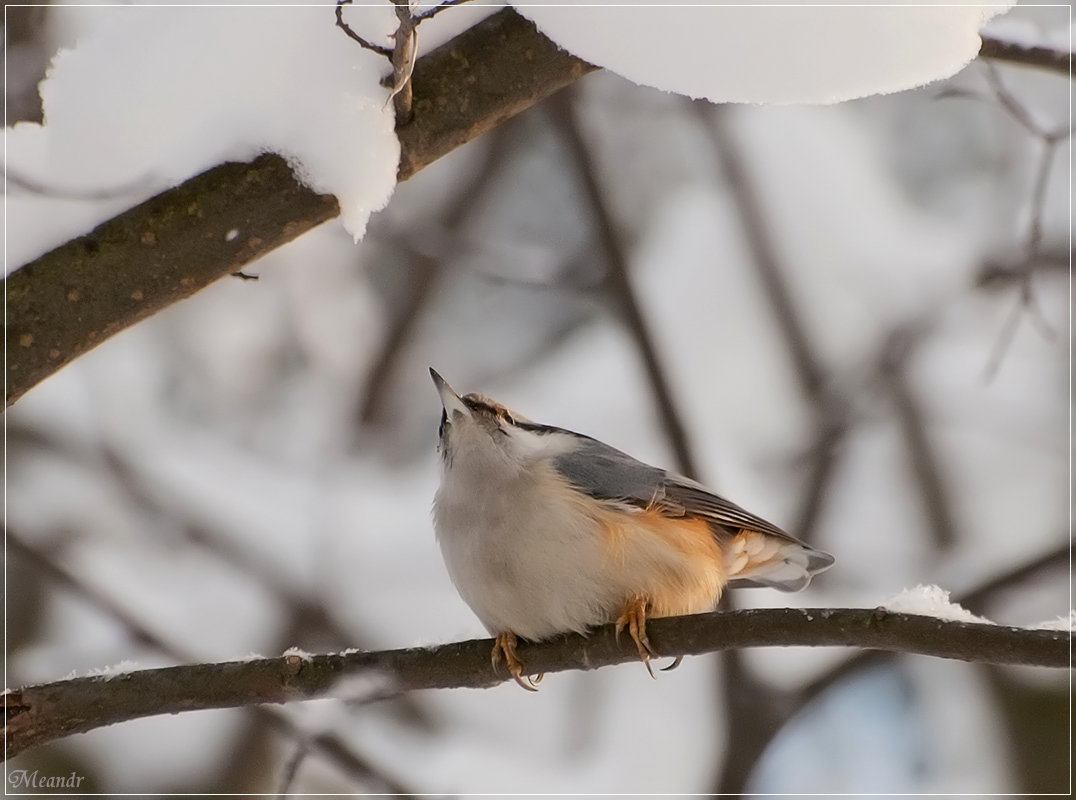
[3,8,594,407]
[4,608,1068,760]
[4,11,1067,409]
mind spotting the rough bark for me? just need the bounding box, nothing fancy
[5,608,1068,760]
[4,8,595,407]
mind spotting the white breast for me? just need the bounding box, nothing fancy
[433,455,619,640]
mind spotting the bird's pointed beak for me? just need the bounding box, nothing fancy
[430,368,470,417]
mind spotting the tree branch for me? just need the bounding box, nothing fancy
[6,531,423,793]
[5,22,1068,410]
[5,608,1067,760]
[979,35,1072,77]
[4,7,595,408]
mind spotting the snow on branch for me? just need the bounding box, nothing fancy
[4,608,1068,760]
[4,10,1068,410]
[3,8,594,409]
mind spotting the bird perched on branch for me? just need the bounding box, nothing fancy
[430,369,833,690]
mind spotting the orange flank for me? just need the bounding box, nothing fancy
[589,502,729,620]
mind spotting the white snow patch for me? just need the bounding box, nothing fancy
[6,5,400,266]
[1031,611,1076,632]
[64,659,142,680]
[510,1,1015,104]
[882,584,993,625]
[282,646,314,661]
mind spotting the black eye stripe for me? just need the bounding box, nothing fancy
[464,400,498,416]
[462,395,513,422]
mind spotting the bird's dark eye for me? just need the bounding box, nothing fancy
[502,412,515,425]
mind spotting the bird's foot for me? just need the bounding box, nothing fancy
[492,631,541,691]
[615,596,659,679]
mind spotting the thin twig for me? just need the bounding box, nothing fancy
[879,324,959,551]
[984,60,1052,138]
[334,0,392,57]
[977,250,1069,288]
[983,290,1033,381]
[387,0,419,123]
[275,741,310,798]
[414,0,474,23]
[979,62,1067,380]
[959,540,1070,616]
[2,165,152,201]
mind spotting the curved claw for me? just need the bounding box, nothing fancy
[660,655,684,672]
[615,596,660,679]
[642,656,657,680]
[492,632,540,692]
[512,672,540,693]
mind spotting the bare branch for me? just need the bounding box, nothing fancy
[978,61,1067,380]
[335,0,393,57]
[707,542,1074,793]
[7,533,419,794]
[414,0,474,23]
[275,742,310,799]
[386,0,420,124]
[959,540,1069,616]
[4,8,597,409]
[5,608,1066,760]
[879,325,959,550]
[979,36,1072,79]
[800,541,1071,705]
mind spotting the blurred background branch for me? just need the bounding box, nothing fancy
[5,3,1069,794]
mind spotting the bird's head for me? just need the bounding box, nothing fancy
[429,368,567,476]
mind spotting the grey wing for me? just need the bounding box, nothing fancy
[551,436,668,506]
[552,438,781,531]
[553,439,835,584]
[553,436,786,535]
[661,477,793,539]
[663,476,835,578]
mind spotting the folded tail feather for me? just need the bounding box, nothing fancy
[724,529,834,592]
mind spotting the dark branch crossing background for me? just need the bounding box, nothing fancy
[4,2,1071,796]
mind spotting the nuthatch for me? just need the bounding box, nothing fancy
[430,369,834,690]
